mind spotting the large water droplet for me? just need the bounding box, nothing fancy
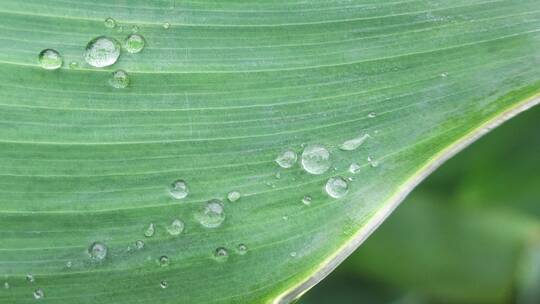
[169,180,188,200]
[104,17,116,29]
[214,247,229,262]
[159,256,169,267]
[84,36,121,68]
[339,134,370,151]
[38,49,62,70]
[109,70,129,89]
[275,150,297,168]
[195,199,225,228]
[237,244,248,255]
[227,191,241,202]
[33,288,44,300]
[144,223,155,237]
[124,34,145,53]
[325,177,349,198]
[88,242,107,261]
[166,219,185,236]
[301,144,331,175]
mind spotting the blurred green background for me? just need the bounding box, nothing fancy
[302,105,540,304]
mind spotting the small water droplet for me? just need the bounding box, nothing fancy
[88,242,107,261]
[69,61,79,69]
[441,72,448,78]
[301,144,331,175]
[66,261,72,269]
[368,156,379,168]
[84,36,121,68]
[26,274,35,283]
[38,49,62,70]
[163,22,170,29]
[302,195,312,206]
[275,150,297,168]
[227,191,241,202]
[3,282,9,289]
[159,256,169,267]
[340,134,370,151]
[169,180,188,200]
[135,240,145,249]
[160,280,168,289]
[275,172,281,179]
[325,177,349,198]
[195,199,225,228]
[349,163,361,174]
[237,244,248,255]
[282,216,289,221]
[33,288,44,300]
[124,34,145,53]
[368,112,377,118]
[290,251,297,257]
[104,17,116,29]
[214,247,229,262]
[108,69,129,89]
[144,223,155,237]
[166,219,185,236]
[131,25,140,33]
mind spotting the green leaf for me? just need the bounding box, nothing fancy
[0,1,539,303]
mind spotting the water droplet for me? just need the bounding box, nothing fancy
[33,288,44,300]
[38,49,62,70]
[214,247,229,262]
[325,177,349,198]
[144,223,155,237]
[275,150,297,168]
[290,251,297,257]
[124,34,145,53]
[302,196,312,206]
[275,172,281,179]
[301,144,331,175]
[441,72,448,78]
[169,180,188,200]
[368,112,377,118]
[66,261,72,269]
[195,199,225,228]
[109,69,129,89]
[368,156,379,168]
[3,282,9,289]
[69,61,79,69]
[237,244,248,255]
[159,256,169,267]
[88,242,107,261]
[282,215,289,221]
[227,191,241,202]
[104,17,116,29]
[163,22,170,29]
[135,240,145,249]
[160,280,168,289]
[84,36,121,68]
[340,134,370,151]
[26,274,35,283]
[349,163,361,174]
[166,219,185,236]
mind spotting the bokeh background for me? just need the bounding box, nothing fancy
[302,105,540,304]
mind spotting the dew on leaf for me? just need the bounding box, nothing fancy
[275,150,297,168]
[166,219,185,236]
[88,242,107,261]
[227,191,241,202]
[144,223,155,237]
[104,17,116,28]
[125,34,145,53]
[33,288,44,300]
[38,49,62,70]
[214,247,229,262]
[195,199,225,228]
[84,36,121,67]
[237,244,248,255]
[169,180,188,200]
[26,274,35,283]
[301,144,331,175]
[349,163,361,174]
[135,240,145,249]
[160,280,168,289]
[163,22,170,29]
[339,134,370,151]
[325,177,349,198]
[159,256,169,267]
